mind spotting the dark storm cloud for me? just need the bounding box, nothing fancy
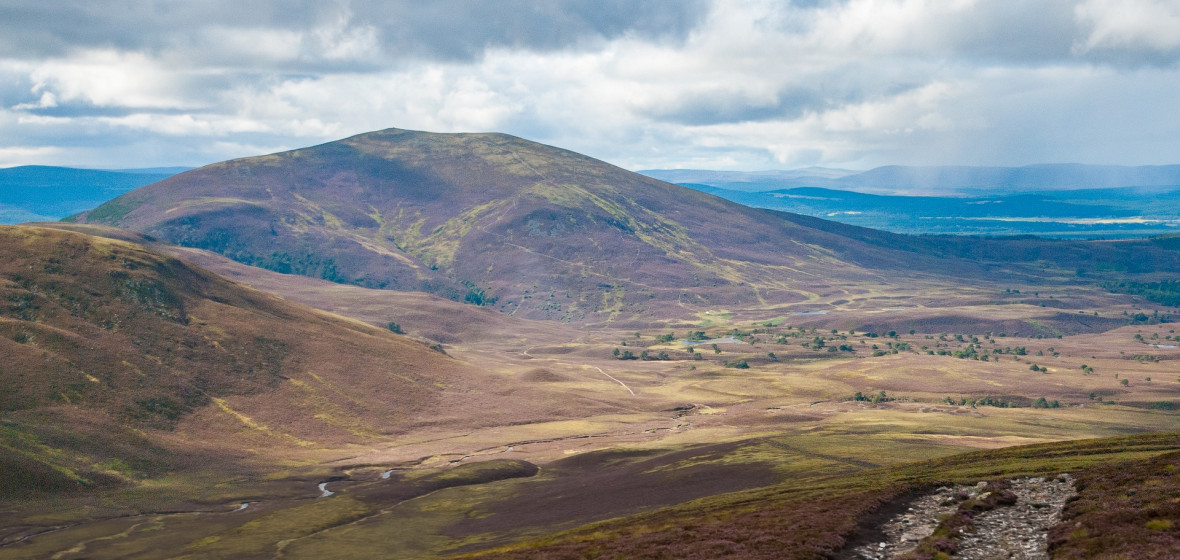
[646,88,830,126]
[361,0,708,60]
[0,0,708,65]
[927,1,1081,65]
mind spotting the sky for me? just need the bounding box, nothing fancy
[1,0,1178,171]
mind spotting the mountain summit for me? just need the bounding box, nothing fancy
[76,128,930,320]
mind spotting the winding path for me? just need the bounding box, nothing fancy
[592,366,635,396]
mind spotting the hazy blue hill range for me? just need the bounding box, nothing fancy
[641,165,1180,238]
[0,166,188,223]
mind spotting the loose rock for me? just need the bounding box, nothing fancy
[850,474,1076,560]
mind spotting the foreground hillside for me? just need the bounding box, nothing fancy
[464,431,1180,560]
[0,225,574,497]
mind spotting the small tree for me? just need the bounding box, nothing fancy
[386,321,404,334]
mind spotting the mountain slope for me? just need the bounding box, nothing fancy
[468,431,1180,560]
[0,225,547,495]
[75,129,1180,321]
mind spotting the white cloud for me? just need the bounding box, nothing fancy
[0,1,1178,170]
[0,145,62,167]
[27,49,199,109]
[1075,0,1180,53]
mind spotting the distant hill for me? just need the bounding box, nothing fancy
[639,168,858,192]
[0,166,186,223]
[75,129,1180,321]
[646,166,1180,238]
[843,164,1180,194]
[679,185,1180,238]
[643,164,1180,195]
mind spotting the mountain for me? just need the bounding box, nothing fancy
[0,225,560,496]
[0,166,186,224]
[75,129,1180,321]
[73,129,946,321]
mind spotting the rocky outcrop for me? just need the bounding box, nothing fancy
[852,475,1076,560]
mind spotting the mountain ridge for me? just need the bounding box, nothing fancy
[75,128,1180,322]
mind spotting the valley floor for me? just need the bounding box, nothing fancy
[2,246,1178,559]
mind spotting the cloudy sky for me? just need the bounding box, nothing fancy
[1,0,1178,171]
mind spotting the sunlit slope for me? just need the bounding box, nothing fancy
[74,129,972,321]
[0,226,501,495]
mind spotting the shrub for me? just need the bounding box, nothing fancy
[1146,519,1173,531]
